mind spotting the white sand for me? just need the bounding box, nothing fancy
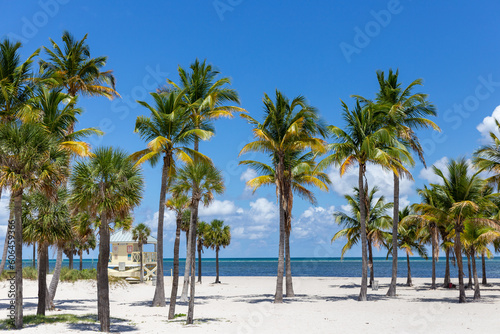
[1,276,500,333]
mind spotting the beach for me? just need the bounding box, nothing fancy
[1,276,499,333]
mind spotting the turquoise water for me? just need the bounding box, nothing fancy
[18,257,500,278]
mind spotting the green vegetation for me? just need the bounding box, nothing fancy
[59,268,96,282]
[0,314,97,330]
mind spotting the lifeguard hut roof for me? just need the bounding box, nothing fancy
[110,229,157,244]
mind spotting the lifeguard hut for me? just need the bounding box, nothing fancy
[108,229,157,282]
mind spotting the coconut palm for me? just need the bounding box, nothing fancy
[205,219,231,283]
[196,221,209,284]
[0,122,68,328]
[132,223,151,283]
[171,161,224,325]
[22,188,72,316]
[166,193,190,320]
[332,186,392,286]
[70,147,144,332]
[39,31,118,101]
[132,89,211,307]
[319,100,411,301]
[356,69,438,296]
[240,90,327,302]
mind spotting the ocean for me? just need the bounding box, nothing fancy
[22,257,500,278]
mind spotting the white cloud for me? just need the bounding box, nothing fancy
[418,156,449,185]
[292,206,336,239]
[477,105,500,143]
[0,190,12,239]
[240,168,257,183]
[199,200,238,217]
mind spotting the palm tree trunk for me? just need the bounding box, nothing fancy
[454,228,466,303]
[274,194,285,303]
[152,156,169,307]
[47,246,63,309]
[68,252,73,270]
[368,240,374,287]
[168,216,182,319]
[180,231,191,301]
[467,253,473,289]
[472,249,480,300]
[79,251,83,271]
[0,200,13,277]
[98,216,111,332]
[140,243,144,283]
[431,225,437,289]
[13,191,23,329]
[387,172,399,297]
[187,200,199,325]
[197,241,202,284]
[37,242,49,316]
[215,247,220,283]
[285,228,294,297]
[444,247,451,288]
[32,243,36,268]
[481,252,487,285]
[406,252,412,286]
[358,164,368,301]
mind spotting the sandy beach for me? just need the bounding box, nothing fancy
[1,276,499,333]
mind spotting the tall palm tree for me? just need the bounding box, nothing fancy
[357,69,438,297]
[0,122,68,329]
[171,161,224,325]
[70,147,144,332]
[166,193,190,320]
[132,89,211,307]
[319,100,411,301]
[22,188,72,316]
[332,186,392,286]
[240,90,327,302]
[132,223,151,283]
[204,219,231,283]
[196,221,209,284]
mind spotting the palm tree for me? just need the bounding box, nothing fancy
[319,100,411,301]
[240,90,326,302]
[196,221,209,284]
[332,186,392,286]
[73,212,97,271]
[204,219,231,283]
[165,193,190,320]
[22,188,72,316]
[171,161,224,325]
[358,69,438,297]
[132,223,151,283]
[70,147,144,332]
[132,89,211,307]
[39,31,118,101]
[0,122,68,328]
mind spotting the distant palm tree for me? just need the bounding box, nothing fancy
[204,219,231,283]
[0,123,68,329]
[132,89,210,307]
[70,147,144,332]
[165,193,190,320]
[132,223,152,283]
[196,221,209,283]
[332,186,392,286]
[171,161,224,325]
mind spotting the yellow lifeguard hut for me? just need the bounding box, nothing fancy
[108,229,157,282]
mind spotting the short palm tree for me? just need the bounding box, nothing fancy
[332,186,392,286]
[70,147,144,332]
[132,223,152,283]
[132,89,211,307]
[171,161,224,325]
[196,221,209,284]
[165,193,190,320]
[0,122,68,329]
[239,90,327,302]
[319,100,411,301]
[205,219,231,283]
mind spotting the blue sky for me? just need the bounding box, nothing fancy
[2,0,500,260]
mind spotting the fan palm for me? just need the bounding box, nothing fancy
[205,219,231,283]
[319,100,411,301]
[196,221,209,284]
[332,186,392,286]
[240,90,326,302]
[171,161,224,325]
[132,89,211,307]
[0,122,68,329]
[132,223,151,283]
[70,147,144,332]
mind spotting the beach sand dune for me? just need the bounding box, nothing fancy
[1,276,499,333]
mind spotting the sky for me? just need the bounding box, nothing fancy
[2,0,500,260]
